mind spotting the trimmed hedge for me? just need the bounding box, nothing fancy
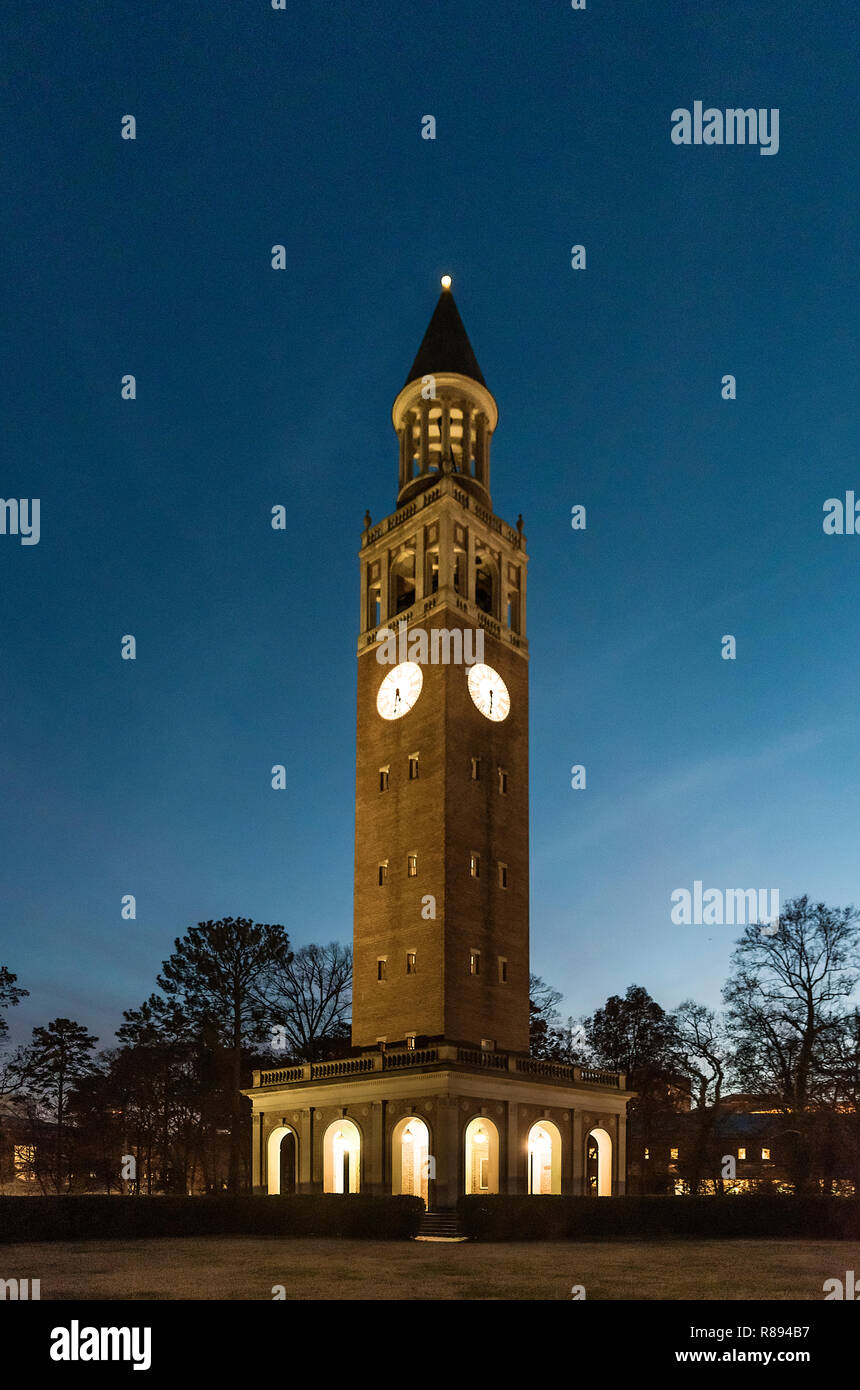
[457,1194,860,1241]
[0,1194,423,1244]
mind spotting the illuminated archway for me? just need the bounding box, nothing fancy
[266,1125,297,1196]
[323,1119,361,1193]
[527,1121,562,1194]
[465,1116,499,1194]
[392,1116,430,1204]
[586,1127,612,1196]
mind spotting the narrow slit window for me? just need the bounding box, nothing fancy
[378,861,388,886]
[377,958,387,981]
[406,951,417,974]
[379,766,390,791]
[408,753,419,780]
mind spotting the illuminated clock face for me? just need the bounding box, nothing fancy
[376,662,423,720]
[467,664,510,721]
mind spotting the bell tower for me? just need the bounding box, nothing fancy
[352,280,530,1054]
[245,277,631,1206]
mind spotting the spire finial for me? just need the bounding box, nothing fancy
[441,274,452,290]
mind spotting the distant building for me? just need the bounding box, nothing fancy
[627,1093,859,1195]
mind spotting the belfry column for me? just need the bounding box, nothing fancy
[440,399,451,463]
[460,403,472,475]
[474,413,487,489]
[419,400,430,474]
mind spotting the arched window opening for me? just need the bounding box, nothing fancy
[323,1119,361,1194]
[453,548,466,596]
[266,1125,297,1196]
[392,1116,431,1205]
[586,1127,612,1197]
[527,1121,562,1194]
[390,550,416,616]
[464,1116,500,1195]
[425,549,439,596]
[475,549,496,617]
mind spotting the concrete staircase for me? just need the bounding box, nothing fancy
[416,1208,467,1241]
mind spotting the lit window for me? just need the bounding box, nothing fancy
[481,1038,494,1051]
[498,768,508,794]
[13,1146,35,1181]
[379,766,389,791]
[471,757,481,780]
[738,1147,746,1160]
[470,950,480,976]
[498,862,508,889]
[470,852,480,878]
[377,958,387,981]
[644,1148,650,1160]
[408,753,419,780]
[407,853,417,877]
[378,861,388,885]
[670,1147,679,1160]
[406,1034,416,1051]
[406,951,416,974]
[762,1147,771,1161]
[498,956,508,983]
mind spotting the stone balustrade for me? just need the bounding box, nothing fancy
[252,1048,624,1091]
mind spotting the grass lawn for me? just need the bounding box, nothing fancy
[3,1237,855,1299]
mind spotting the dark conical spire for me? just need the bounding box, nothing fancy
[404,283,487,388]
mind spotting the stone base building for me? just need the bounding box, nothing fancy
[247,1047,628,1203]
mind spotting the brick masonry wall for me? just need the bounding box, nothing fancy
[352,612,529,1051]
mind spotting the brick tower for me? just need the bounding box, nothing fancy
[245,281,631,1208]
[352,281,529,1055]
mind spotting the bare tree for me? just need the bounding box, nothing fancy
[723,895,860,1192]
[264,942,352,1062]
[668,1000,728,1192]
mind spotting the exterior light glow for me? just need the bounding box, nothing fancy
[441,275,452,289]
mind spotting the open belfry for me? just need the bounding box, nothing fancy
[245,282,632,1209]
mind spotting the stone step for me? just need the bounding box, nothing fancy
[416,1209,465,1240]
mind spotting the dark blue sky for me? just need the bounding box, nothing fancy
[2,0,857,1049]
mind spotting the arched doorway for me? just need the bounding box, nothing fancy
[465,1116,499,1194]
[323,1119,361,1193]
[586,1127,612,1196]
[266,1126,298,1196]
[527,1121,562,1194]
[392,1116,430,1205]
